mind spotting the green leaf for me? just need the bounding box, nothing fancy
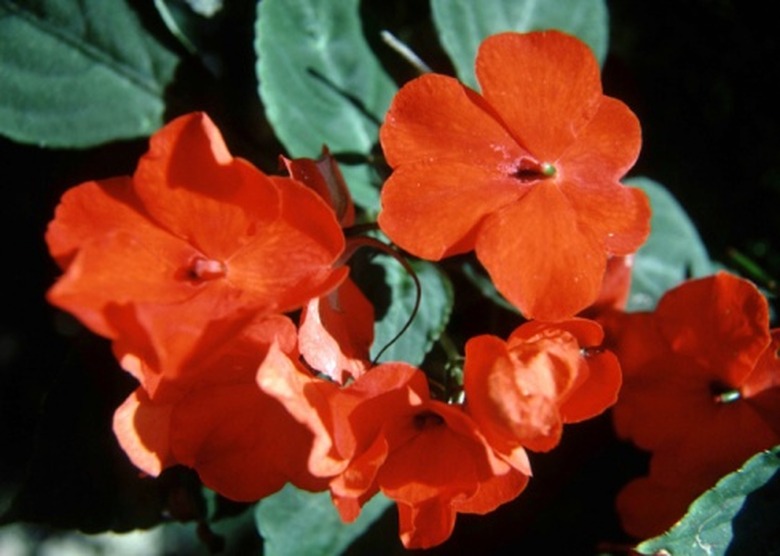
[255,0,397,212]
[255,485,392,556]
[370,256,454,366]
[431,0,609,89]
[0,0,180,148]
[625,177,714,311]
[637,446,780,556]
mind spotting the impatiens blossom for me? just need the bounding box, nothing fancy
[605,273,780,538]
[257,345,530,549]
[46,112,347,379]
[378,30,650,320]
[464,318,621,458]
[281,149,375,383]
[113,314,327,501]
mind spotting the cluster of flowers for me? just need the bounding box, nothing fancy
[45,30,779,547]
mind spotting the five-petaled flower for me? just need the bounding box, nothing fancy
[605,273,780,538]
[464,318,621,460]
[257,345,530,549]
[378,30,650,321]
[46,112,348,385]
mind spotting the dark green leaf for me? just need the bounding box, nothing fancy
[637,446,780,556]
[625,177,714,310]
[0,0,180,147]
[370,256,454,366]
[255,0,396,212]
[255,485,392,556]
[431,0,609,89]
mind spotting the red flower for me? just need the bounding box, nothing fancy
[281,150,375,383]
[46,112,347,379]
[607,273,780,537]
[464,319,621,457]
[113,314,327,501]
[257,348,529,549]
[378,31,650,320]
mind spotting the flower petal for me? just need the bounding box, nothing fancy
[379,161,525,260]
[656,273,771,384]
[558,97,650,254]
[46,177,148,268]
[170,382,325,501]
[476,31,602,160]
[299,279,375,383]
[616,475,694,539]
[228,177,347,313]
[380,73,529,169]
[47,229,198,338]
[133,112,282,259]
[256,343,344,478]
[112,388,175,477]
[476,180,605,320]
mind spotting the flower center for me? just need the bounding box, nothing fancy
[187,256,227,281]
[413,411,444,430]
[710,382,741,404]
[512,158,557,182]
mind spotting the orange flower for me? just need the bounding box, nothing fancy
[46,112,347,380]
[256,348,529,549]
[113,314,327,501]
[464,319,621,458]
[607,273,780,537]
[378,31,650,320]
[282,150,375,383]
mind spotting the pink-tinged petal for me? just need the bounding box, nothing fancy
[133,113,282,259]
[379,161,526,260]
[510,317,605,348]
[656,273,771,385]
[512,319,620,425]
[299,279,374,384]
[476,180,605,320]
[46,230,198,339]
[476,31,602,161]
[112,389,175,477]
[45,178,150,268]
[170,382,325,501]
[256,343,345,478]
[380,73,529,169]
[298,279,374,384]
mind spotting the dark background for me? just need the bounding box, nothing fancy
[1,0,778,554]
